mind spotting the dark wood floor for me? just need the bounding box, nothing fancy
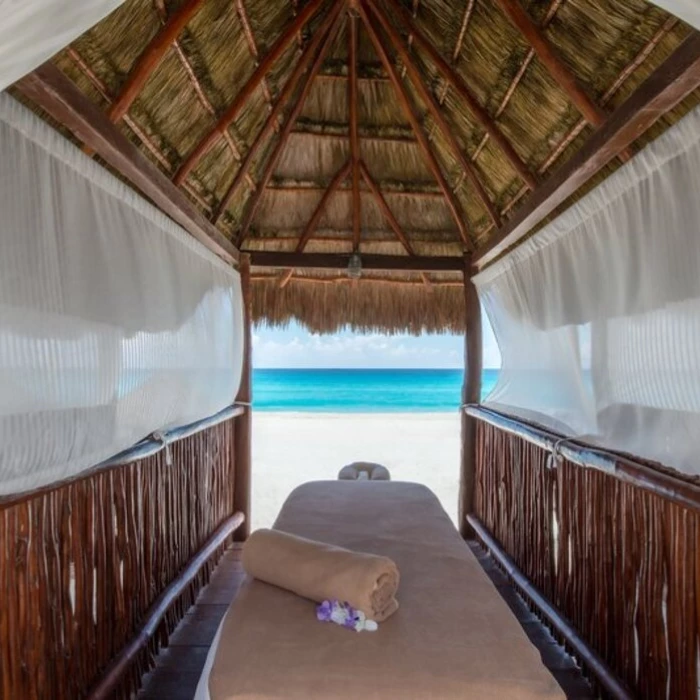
[139,542,594,699]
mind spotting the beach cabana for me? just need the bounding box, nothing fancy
[1,0,700,698]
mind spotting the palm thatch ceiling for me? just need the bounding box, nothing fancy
[11,0,700,332]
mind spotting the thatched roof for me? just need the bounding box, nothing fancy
[11,0,700,332]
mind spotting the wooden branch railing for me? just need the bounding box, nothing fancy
[466,405,700,699]
[0,416,244,700]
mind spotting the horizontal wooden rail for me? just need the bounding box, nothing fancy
[88,511,244,700]
[0,404,246,509]
[465,404,700,513]
[248,251,464,272]
[468,515,633,700]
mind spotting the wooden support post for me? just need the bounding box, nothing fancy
[234,254,253,540]
[459,254,482,538]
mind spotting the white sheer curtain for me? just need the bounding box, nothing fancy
[0,94,243,495]
[474,104,700,475]
[0,0,125,92]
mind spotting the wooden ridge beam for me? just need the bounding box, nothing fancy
[293,120,416,142]
[381,0,537,189]
[359,160,414,254]
[174,0,330,185]
[108,0,206,122]
[475,32,700,269]
[492,0,606,128]
[212,2,342,224]
[237,9,345,247]
[249,251,464,271]
[16,63,239,265]
[268,178,443,196]
[364,0,501,228]
[357,2,472,249]
[349,11,362,251]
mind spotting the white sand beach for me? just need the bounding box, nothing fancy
[251,412,461,531]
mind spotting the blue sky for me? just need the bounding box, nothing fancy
[252,312,501,369]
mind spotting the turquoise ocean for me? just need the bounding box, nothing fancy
[252,369,499,412]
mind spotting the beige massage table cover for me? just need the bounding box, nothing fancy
[206,481,565,699]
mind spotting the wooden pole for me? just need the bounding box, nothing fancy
[349,10,362,251]
[234,254,253,540]
[459,254,482,537]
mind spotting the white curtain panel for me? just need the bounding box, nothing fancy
[650,1,700,29]
[474,104,700,475]
[0,94,243,495]
[0,0,125,92]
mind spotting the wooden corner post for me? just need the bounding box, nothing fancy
[459,254,482,538]
[234,254,253,540]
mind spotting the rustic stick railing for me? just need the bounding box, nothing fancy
[466,405,700,699]
[0,413,244,700]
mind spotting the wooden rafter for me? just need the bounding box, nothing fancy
[279,158,352,287]
[452,0,476,63]
[492,0,606,127]
[296,159,353,252]
[359,160,414,254]
[475,32,700,268]
[237,8,345,247]
[349,10,362,252]
[379,0,537,190]
[152,0,256,193]
[212,2,343,224]
[235,0,280,130]
[109,0,207,122]
[357,2,472,248]
[16,63,238,265]
[364,0,501,228]
[249,251,464,271]
[174,0,329,185]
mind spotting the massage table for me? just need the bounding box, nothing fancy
[195,481,565,699]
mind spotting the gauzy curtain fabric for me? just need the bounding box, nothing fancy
[474,105,700,475]
[0,94,243,495]
[649,1,700,30]
[0,0,125,92]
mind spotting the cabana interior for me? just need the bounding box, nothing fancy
[1,0,700,698]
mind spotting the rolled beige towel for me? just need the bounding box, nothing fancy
[242,528,400,622]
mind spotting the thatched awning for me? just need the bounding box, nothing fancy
[11,0,700,333]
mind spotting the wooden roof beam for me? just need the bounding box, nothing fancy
[279,158,352,287]
[357,2,472,249]
[378,0,537,190]
[236,9,346,247]
[212,2,343,224]
[492,0,606,128]
[16,63,238,265]
[249,251,464,271]
[363,0,501,228]
[475,32,700,269]
[359,160,414,254]
[349,10,362,252]
[174,0,331,185]
[268,178,444,196]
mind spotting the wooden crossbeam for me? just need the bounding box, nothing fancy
[16,63,239,265]
[108,0,207,122]
[212,2,343,224]
[249,251,464,271]
[492,0,606,127]
[268,177,443,196]
[236,8,345,247]
[475,33,700,269]
[174,0,329,185]
[293,120,415,142]
[364,0,501,228]
[349,11,362,252]
[357,2,472,249]
[380,0,536,190]
[359,161,414,254]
